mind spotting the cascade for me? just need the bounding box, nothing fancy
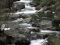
[15,0,37,15]
[12,0,50,45]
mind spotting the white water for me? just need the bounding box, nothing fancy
[20,0,32,3]
[40,30,56,34]
[40,30,60,35]
[30,39,48,45]
[1,0,59,45]
[15,0,37,15]
[13,0,48,45]
[19,23,32,27]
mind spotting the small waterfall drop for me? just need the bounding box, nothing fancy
[15,0,37,15]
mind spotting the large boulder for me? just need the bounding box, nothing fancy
[15,38,30,45]
[13,2,25,11]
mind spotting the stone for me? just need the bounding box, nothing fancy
[30,2,38,7]
[13,2,25,11]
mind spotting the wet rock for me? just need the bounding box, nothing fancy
[6,36,14,44]
[36,5,42,10]
[52,20,60,31]
[30,2,38,7]
[9,13,21,20]
[13,2,25,11]
[40,20,52,29]
[15,38,30,45]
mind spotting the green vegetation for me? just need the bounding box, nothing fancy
[0,0,60,45]
[48,35,60,45]
[31,0,60,45]
[33,0,56,6]
[32,0,60,28]
[0,0,17,21]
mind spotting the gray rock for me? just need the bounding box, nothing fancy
[30,2,38,7]
[13,2,25,11]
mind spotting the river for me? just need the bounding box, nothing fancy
[1,0,60,45]
[13,0,48,45]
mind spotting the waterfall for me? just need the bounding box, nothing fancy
[11,0,51,45]
[15,0,37,15]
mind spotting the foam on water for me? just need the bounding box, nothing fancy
[30,39,48,45]
[15,10,36,15]
[19,0,32,3]
[19,23,32,27]
[40,30,56,33]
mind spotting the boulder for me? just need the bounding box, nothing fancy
[15,38,30,45]
[30,2,38,7]
[13,2,25,11]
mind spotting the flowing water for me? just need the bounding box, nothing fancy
[1,0,60,45]
[13,0,48,45]
[15,0,37,15]
[30,39,48,45]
